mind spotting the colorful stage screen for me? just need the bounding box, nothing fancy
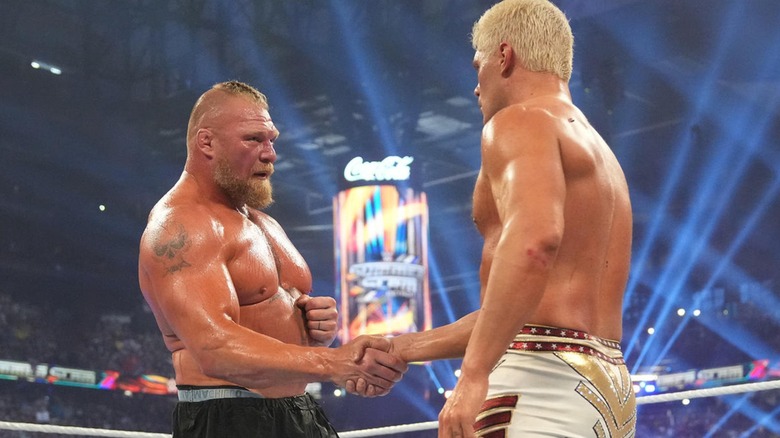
[0,359,176,395]
[334,155,431,343]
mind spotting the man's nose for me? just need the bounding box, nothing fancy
[473,84,480,98]
[260,143,276,163]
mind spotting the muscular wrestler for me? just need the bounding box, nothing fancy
[353,1,637,436]
[138,81,407,437]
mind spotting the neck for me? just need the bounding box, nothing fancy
[510,70,571,105]
[179,168,242,210]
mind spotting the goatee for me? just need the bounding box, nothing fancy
[214,157,274,209]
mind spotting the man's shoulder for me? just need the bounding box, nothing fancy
[141,196,224,252]
[248,209,280,229]
[484,103,563,153]
[493,100,570,127]
[147,194,214,228]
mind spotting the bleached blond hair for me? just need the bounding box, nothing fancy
[471,0,573,82]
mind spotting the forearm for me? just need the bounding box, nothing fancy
[393,311,479,363]
[191,326,338,389]
[460,256,549,379]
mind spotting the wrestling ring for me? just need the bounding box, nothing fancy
[1,380,778,437]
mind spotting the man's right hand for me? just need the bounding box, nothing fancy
[342,335,407,397]
[335,335,407,397]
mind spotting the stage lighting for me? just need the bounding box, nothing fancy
[30,60,62,75]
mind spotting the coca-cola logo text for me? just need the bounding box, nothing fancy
[343,156,414,182]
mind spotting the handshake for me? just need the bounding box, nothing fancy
[297,293,410,397]
[329,335,409,398]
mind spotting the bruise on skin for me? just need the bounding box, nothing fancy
[526,247,554,269]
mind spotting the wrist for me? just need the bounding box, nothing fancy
[304,345,337,382]
[389,335,410,363]
[458,360,491,382]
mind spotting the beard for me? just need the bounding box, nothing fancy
[214,157,274,210]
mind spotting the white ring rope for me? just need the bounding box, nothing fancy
[634,379,780,405]
[0,421,169,437]
[1,380,778,438]
[341,420,439,438]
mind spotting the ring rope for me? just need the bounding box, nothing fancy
[0,421,169,437]
[341,420,439,438]
[1,380,778,438]
[634,379,780,405]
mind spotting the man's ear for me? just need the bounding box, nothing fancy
[196,128,216,158]
[499,42,514,76]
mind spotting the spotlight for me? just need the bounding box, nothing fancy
[682,399,690,406]
[647,327,655,335]
[334,388,343,397]
[454,369,461,378]
[437,387,444,395]
[30,59,62,75]
[693,309,701,317]
[444,390,453,399]
[677,308,686,316]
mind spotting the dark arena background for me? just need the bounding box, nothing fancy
[1,1,779,437]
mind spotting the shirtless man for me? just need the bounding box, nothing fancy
[138,80,407,437]
[353,1,637,436]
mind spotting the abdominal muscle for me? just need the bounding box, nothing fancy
[171,287,311,398]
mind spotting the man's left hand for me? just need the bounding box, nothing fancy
[296,294,338,347]
[437,374,488,438]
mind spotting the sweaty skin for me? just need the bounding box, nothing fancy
[386,56,631,369]
[471,95,632,345]
[363,41,632,438]
[436,47,633,438]
[140,196,317,397]
[139,89,406,399]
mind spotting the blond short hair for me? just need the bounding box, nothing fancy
[471,0,573,82]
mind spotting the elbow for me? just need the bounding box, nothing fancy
[524,232,562,270]
[189,336,235,380]
[196,350,224,378]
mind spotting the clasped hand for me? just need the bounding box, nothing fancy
[296,296,407,397]
[340,335,408,397]
[295,294,339,347]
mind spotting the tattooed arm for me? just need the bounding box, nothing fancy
[140,208,317,388]
[138,205,405,393]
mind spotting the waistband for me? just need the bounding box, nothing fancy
[508,324,625,365]
[177,386,264,402]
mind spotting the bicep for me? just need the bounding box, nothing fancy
[156,264,239,346]
[486,117,566,231]
[140,221,239,350]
